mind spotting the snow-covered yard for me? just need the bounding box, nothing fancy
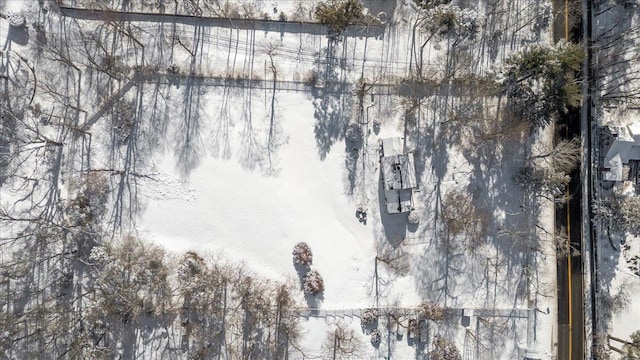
[0,0,562,358]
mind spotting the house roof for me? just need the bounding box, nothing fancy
[604,124,640,172]
[381,137,403,156]
[379,137,418,213]
[381,153,417,191]
[603,153,623,182]
[384,189,414,214]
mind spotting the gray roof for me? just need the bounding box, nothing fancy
[381,153,417,191]
[384,189,414,214]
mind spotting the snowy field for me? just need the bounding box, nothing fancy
[0,0,561,358]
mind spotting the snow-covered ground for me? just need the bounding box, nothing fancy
[0,0,560,358]
[593,107,640,357]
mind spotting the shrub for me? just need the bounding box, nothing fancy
[418,301,445,321]
[303,270,324,295]
[430,335,462,360]
[7,10,26,28]
[293,242,313,266]
[408,209,421,224]
[361,308,378,326]
[597,191,640,236]
[315,0,364,37]
[370,329,381,345]
[592,335,611,360]
[425,4,479,41]
[623,330,640,359]
[302,70,318,86]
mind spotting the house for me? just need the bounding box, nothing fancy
[601,123,640,184]
[380,137,418,214]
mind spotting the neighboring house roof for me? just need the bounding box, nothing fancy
[603,153,623,182]
[603,124,640,181]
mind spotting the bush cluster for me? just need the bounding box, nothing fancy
[419,301,445,321]
[292,242,313,266]
[315,0,364,37]
[361,308,378,326]
[303,270,325,295]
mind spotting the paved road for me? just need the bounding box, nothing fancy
[553,0,586,358]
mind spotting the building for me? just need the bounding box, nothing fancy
[601,123,640,185]
[380,137,418,214]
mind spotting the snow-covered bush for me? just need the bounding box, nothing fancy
[419,301,445,321]
[292,242,313,266]
[303,269,324,295]
[302,70,318,86]
[424,4,479,41]
[430,335,462,360]
[182,0,202,15]
[514,163,570,196]
[623,330,640,359]
[361,308,378,326]
[408,209,421,224]
[596,190,640,236]
[370,329,381,345]
[315,0,364,37]
[6,10,26,28]
[592,335,611,360]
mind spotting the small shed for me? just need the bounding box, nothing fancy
[380,137,418,214]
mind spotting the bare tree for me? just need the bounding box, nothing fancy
[441,190,488,250]
[554,232,581,259]
[323,321,363,359]
[375,243,410,276]
[530,137,581,174]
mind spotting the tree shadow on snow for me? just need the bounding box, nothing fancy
[377,170,408,246]
[311,40,352,160]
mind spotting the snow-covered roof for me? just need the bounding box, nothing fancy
[384,189,414,214]
[381,154,417,191]
[628,122,640,138]
[603,124,640,181]
[603,153,623,182]
[380,137,418,214]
